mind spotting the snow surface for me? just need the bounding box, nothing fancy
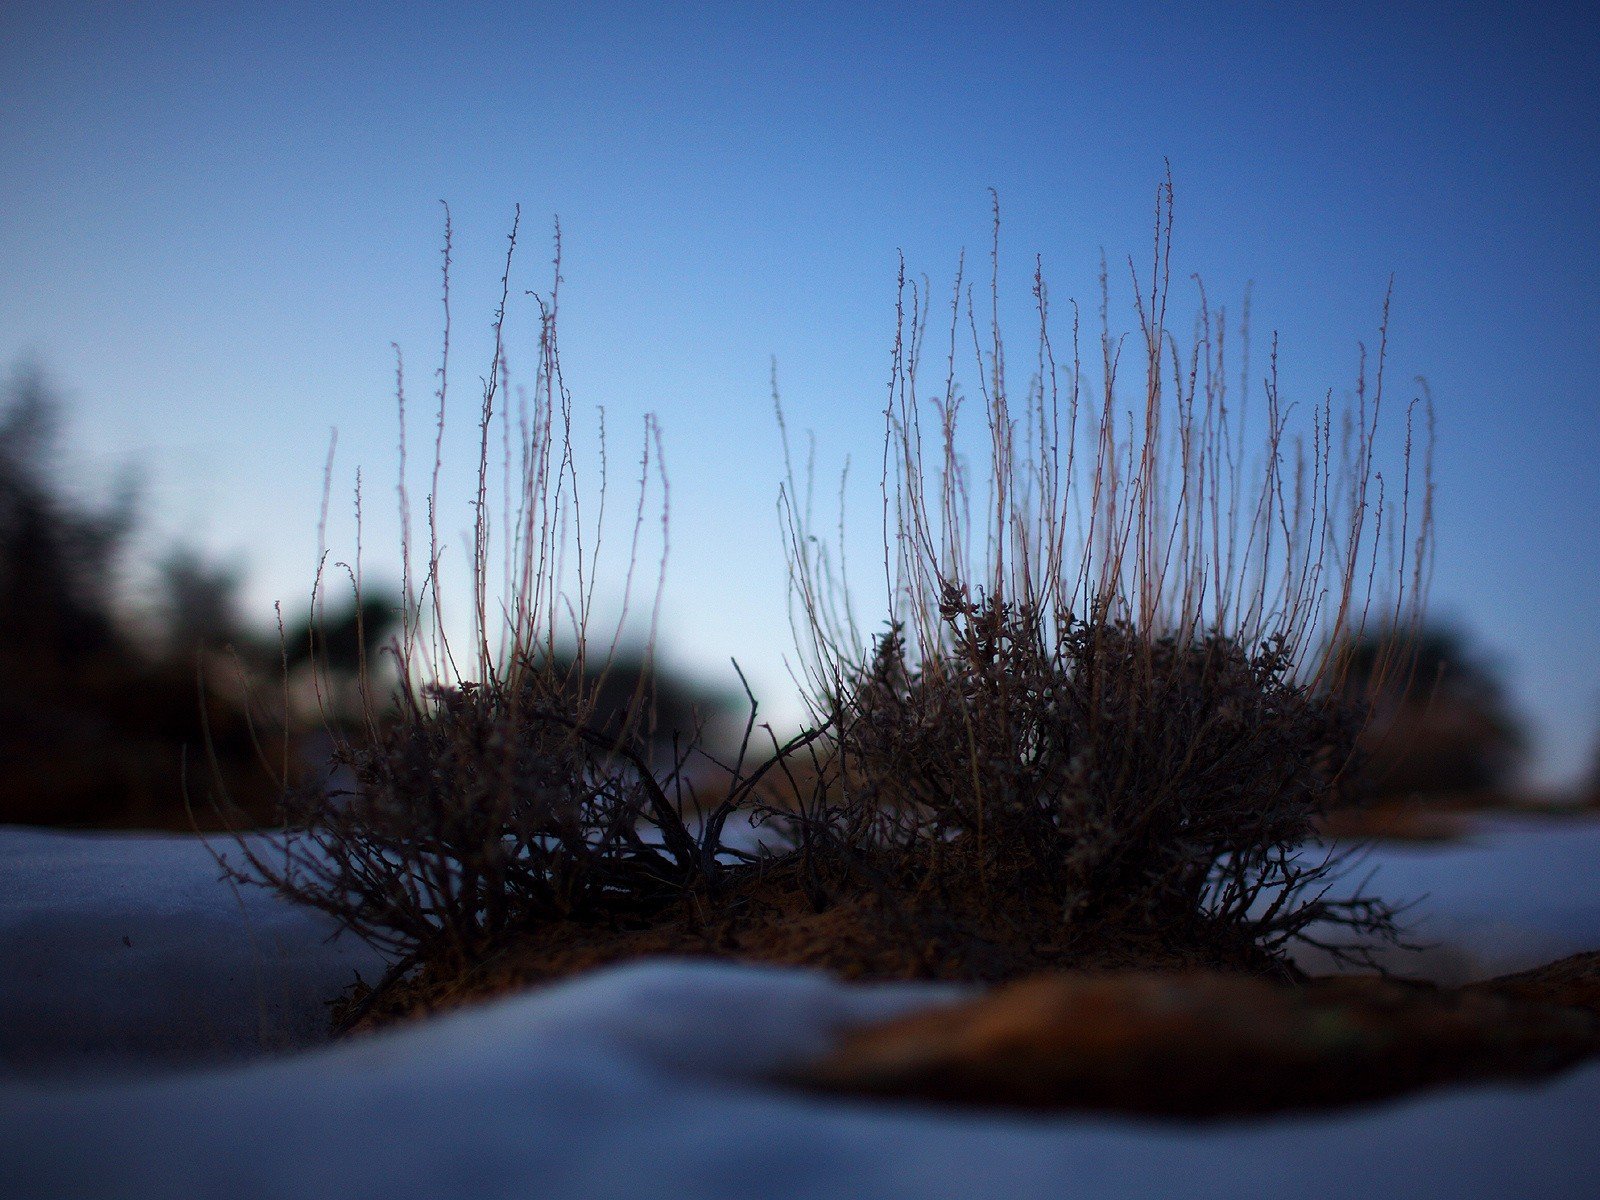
[1,815,1598,1199]
[0,826,384,1075]
[1289,814,1600,982]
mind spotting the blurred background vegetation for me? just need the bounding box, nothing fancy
[1338,627,1528,805]
[0,363,738,829]
[0,362,283,827]
[0,361,1586,830]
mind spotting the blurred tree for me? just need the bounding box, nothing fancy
[283,594,401,675]
[0,364,135,677]
[277,593,404,731]
[556,647,740,760]
[1336,625,1526,800]
[0,363,281,827]
[159,544,249,661]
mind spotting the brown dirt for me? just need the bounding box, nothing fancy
[1317,793,1600,844]
[1316,804,1477,843]
[799,953,1600,1117]
[339,860,1289,1032]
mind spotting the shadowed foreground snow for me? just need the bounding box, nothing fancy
[1,817,1597,1199]
[0,827,384,1075]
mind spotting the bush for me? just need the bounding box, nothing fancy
[825,612,1363,942]
[234,181,1433,994]
[225,213,783,968]
[779,180,1433,961]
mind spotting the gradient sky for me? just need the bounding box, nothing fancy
[2,2,1596,785]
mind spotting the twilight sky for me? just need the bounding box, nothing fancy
[2,2,1596,786]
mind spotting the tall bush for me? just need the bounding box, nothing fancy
[226,213,783,968]
[779,180,1433,960]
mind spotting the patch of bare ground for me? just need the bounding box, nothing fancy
[799,952,1600,1118]
[1316,803,1477,843]
[336,859,1292,1033]
[340,918,1600,1120]
[1317,792,1600,844]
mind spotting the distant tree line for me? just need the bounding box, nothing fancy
[0,363,737,828]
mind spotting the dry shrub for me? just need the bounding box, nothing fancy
[231,178,1435,999]
[779,177,1434,963]
[832,612,1364,943]
[224,211,780,970]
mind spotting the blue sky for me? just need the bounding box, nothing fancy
[2,2,1596,785]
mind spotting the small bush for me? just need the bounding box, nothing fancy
[828,609,1363,940]
[225,212,776,968]
[251,658,707,961]
[780,179,1432,962]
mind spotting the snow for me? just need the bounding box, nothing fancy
[0,826,384,1075]
[1289,814,1600,982]
[1,815,1598,1199]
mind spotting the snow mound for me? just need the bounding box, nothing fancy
[1,816,1598,1198]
